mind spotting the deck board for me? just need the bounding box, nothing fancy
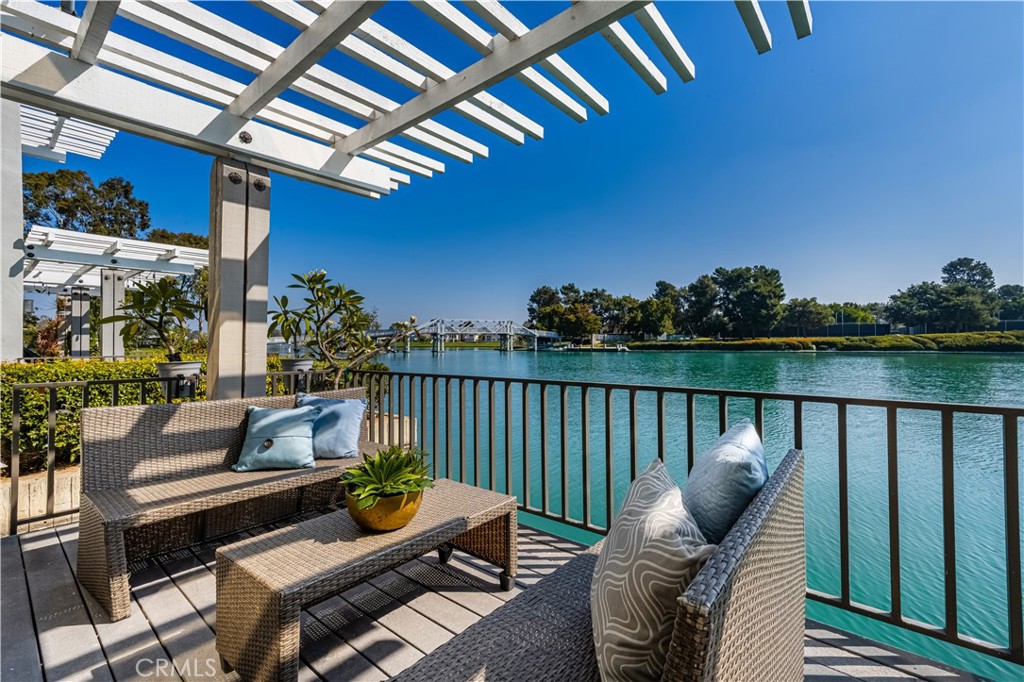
[3,519,984,682]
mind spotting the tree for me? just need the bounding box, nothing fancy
[935,283,999,331]
[582,288,616,331]
[680,275,721,337]
[997,284,1024,320]
[559,283,583,306]
[631,297,675,337]
[604,295,640,335]
[712,266,785,337]
[941,258,995,290]
[180,267,209,332]
[100,277,202,361]
[885,282,944,328]
[826,302,877,324]
[783,298,834,336]
[559,303,602,339]
[23,171,151,238]
[653,280,684,330]
[147,228,209,249]
[527,285,560,326]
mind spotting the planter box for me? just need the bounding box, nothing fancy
[0,466,81,536]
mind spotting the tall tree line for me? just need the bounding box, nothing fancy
[527,258,1023,340]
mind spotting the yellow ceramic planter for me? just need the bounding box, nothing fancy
[345,489,423,532]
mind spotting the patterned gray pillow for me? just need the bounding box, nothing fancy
[591,458,716,682]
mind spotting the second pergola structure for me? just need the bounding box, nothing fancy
[1,0,813,398]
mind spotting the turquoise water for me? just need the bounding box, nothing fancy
[380,349,1023,680]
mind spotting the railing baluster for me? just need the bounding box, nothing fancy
[540,383,549,514]
[794,399,803,450]
[754,397,764,440]
[367,377,377,443]
[505,381,513,497]
[488,381,496,491]
[473,379,481,488]
[656,390,665,462]
[112,382,120,407]
[445,378,453,480]
[388,374,395,446]
[718,394,728,435]
[941,409,958,639]
[522,383,530,510]
[419,376,426,453]
[605,388,614,529]
[1004,415,1022,663]
[432,378,439,478]
[582,385,591,529]
[560,384,569,522]
[838,402,850,605]
[9,389,21,536]
[408,375,416,448]
[459,379,466,483]
[46,387,57,517]
[378,374,387,445]
[686,393,695,472]
[629,388,638,480]
[887,406,902,622]
[398,374,405,447]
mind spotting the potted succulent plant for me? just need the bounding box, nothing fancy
[341,446,433,532]
[100,277,202,390]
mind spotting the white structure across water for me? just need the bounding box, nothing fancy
[1,0,813,396]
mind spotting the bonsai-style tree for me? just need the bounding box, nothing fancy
[269,270,417,388]
[100,277,201,361]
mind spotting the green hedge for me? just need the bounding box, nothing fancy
[1,355,388,474]
[628,331,1024,353]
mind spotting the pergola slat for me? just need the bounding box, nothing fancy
[229,1,384,120]
[600,21,668,94]
[464,0,610,115]
[735,0,773,54]
[635,5,695,83]
[787,0,814,39]
[340,1,649,155]
[414,0,590,122]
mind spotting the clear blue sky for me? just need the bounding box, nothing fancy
[23,1,1024,324]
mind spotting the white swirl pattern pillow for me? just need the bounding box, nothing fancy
[590,458,716,682]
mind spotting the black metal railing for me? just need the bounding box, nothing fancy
[344,368,1023,666]
[3,368,1021,665]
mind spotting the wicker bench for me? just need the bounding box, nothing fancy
[77,388,382,621]
[394,448,805,682]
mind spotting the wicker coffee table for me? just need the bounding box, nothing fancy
[215,479,518,682]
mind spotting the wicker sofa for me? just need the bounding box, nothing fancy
[394,448,805,682]
[77,388,381,621]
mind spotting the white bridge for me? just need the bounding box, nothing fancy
[371,319,559,352]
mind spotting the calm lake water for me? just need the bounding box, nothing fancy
[381,349,1024,680]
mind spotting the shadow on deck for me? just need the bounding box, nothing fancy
[0,514,982,682]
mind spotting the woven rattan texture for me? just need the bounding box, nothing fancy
[215,479,518,682]
[664,448,805,682]
[395,449,805,682]
[77,388,372,621]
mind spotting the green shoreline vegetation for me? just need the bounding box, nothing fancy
[627,330,1024,353]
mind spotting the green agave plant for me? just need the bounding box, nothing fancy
[341,446,433,510]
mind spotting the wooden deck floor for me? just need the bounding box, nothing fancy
[1,517,982,682]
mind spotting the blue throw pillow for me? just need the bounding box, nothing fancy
[232,405,320,472]
[682,419,768,544]
[296,393,367,459]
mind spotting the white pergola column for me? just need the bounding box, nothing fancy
[207,158,270,400]
[99,268,126,358]
[69,287,90,357]
[1,99,24,361]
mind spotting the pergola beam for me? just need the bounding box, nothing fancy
[71,0,120,64]
[340,0,649,155]
[787,0,813,39]
[2,34,393,197]
[24,245,197,277]
[229,1,383,120]
[735,0,772,54]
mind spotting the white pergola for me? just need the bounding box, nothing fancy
[21,226,209,358]
[1,0,813,396]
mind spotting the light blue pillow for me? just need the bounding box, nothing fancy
[296,393,367,459]
[232,405,320,472]
[682,419,768,544]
